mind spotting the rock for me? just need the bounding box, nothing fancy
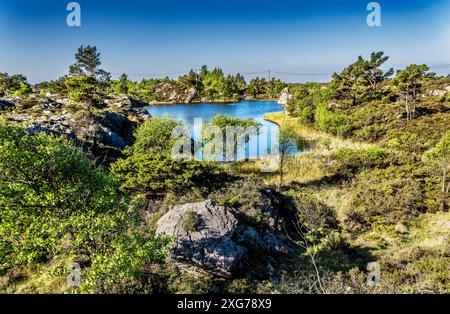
[156,200,246,276]
[35,116,48,123]
[132,107,151,118]
[235,226,289,254]
[26,124,52,135]
[435,220,450,229]
[278,87,291,106]
[168,91,178,101]
[50,115,63,122]
[103,111,125,133]
[55,98,71,105]
[328,102,341,109]
[0,99,13,110]
[8,114,32,122]
[431,89,446,96]
[97,126,126,149]
[185,87,197,104]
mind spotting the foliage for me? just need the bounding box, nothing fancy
[202,114,262,161]
[0,125,123,271]
[393,64,429,121]
[332,147,390,171]
[112,116,213,195]
[314,103,350,136]
[181,210,200,233]
[115,74,129,94]
[0,72,31,96]
[81,231,171,293]
[331,51,393,105]
[423,130,450,192]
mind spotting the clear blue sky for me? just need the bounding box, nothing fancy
[0,0,449,83]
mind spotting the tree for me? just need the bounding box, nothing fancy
[202,114,261,161]
[247,77,267,98]
[331,52,392,105]
[69,45,110,80]
[363,52,394,99]
[67,45,111,105]
[66,45,111,149]
[423,130,450,193]
[112,116,211,196]
[331,56,369,106]
[116,73,129,94]
[0,124,171,290]
[0,72,30,96]
[0,124,121,270]
[394,64,429,122]
[277,128,306,189]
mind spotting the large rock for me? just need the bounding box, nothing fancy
[185,87,197,104]
[0,99,13,110]
[234,226,289,254]
[278,87,292,106]
[96,126,126,149]
[155,200,246,276]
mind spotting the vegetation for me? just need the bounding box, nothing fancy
[0,124,171,292]
[112,116,213,196]
[1,48,449,294]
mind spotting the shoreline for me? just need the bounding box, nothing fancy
[146,98,278,106]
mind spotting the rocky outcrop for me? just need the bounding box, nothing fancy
[156,200,246,276]
[278,87,291,107]
[0,99,14,110]
[155,199,290,277]
[1,95,150,153]
[185,87,197,104]
[429,85,450,97]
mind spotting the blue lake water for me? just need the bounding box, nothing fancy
[145,101,296,160]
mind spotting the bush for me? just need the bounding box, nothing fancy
[315,103,351,136]
[112,116,214,195]
[0,124,170,289]
[332,147,390,172]
[81,231,171,293]
[344,167,425,233]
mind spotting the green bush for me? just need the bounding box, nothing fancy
[315,103,350,136]
[112,116,214,195]
[81,231,171,293]
[344,167,427,233]
[0,124,170,289]
[332,147,390,171]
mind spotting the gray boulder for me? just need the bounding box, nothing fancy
[8,114,32,122]
[278,87,292,107]
[103,111,126,133]
[155,200,246,276]
[234,226,289,254]
[97,126,126,149]
[185,87,197,104]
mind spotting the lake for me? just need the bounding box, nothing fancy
[145,101,297,160]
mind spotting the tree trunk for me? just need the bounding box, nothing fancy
[279,154,284,190]
[443,167,448,193]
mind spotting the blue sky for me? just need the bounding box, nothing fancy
[0,0,449,83]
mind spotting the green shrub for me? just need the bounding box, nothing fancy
[315,103,350,136]
[181,210,200,232]
[112,116,214,195]
[332,147,390,172]
[344,167,425,233]
[81,231,171,293]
